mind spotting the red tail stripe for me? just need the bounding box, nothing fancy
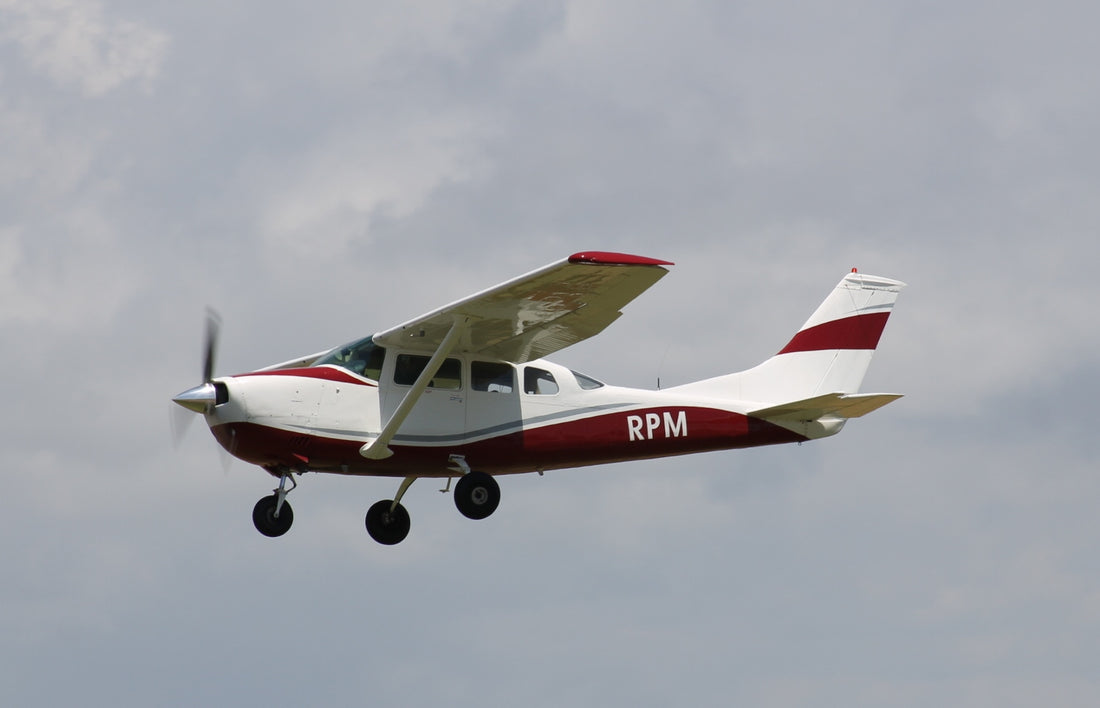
[778,312,890,354]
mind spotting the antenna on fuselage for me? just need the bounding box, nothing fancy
[656,342,671,391]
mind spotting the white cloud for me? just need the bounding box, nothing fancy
[0,203,144,328]
[0,97,96,198]
[251,110,492,265]
[0,0,169,96]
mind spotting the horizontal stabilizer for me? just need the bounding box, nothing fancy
[750,392,903,422]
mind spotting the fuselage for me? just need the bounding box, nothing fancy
[204,352,837,479]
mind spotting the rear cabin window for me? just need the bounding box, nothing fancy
[394,354,462,390]
[572,370,604,390]
[523,367,559,395]
[472,362,515,393]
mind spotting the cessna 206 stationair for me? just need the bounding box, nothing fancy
[173,252,905,545]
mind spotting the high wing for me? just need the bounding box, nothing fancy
[359,251,672,459]
[372,251,674,364]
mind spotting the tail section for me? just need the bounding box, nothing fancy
[673,270,905,407]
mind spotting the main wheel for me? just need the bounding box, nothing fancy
[253,494,294,537]
[365,500,411,545]
[454,471,500,520]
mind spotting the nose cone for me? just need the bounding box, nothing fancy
[173,382,217,413]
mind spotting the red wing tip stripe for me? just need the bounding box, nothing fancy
[236,366,377,386]
[778,312,890,354]
[569,251,674,267]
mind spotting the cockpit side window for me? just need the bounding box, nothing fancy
[358,344,386,380]
[523,367,559,395]
[314,336,387,380]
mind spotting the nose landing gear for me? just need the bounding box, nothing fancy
[252,471,296,537]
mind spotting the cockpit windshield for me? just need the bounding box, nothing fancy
[313,336,386,380]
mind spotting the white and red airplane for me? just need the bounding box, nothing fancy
[173,252,904,545]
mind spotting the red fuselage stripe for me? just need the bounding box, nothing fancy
[777,312,890,354]
[235,367,376,386]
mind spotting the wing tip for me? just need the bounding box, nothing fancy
[569,251,674,267]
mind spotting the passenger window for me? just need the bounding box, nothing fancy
[524,367,559,395]
[394,354,462,390]
[472,362,515,393]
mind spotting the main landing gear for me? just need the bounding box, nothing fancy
[365,476,415,545]
[453,471,500,520]
[250,460,502,545]
[362,470,501,545]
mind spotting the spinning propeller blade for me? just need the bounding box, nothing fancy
[169,402,196,448]
[203,308,221,383]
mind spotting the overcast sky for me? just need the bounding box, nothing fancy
[3,1,1099,705]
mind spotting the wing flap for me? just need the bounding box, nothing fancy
[373,252,672,363]
[750,392,903,422]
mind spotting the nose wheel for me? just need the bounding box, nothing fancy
[253,495,294,537]
[252,471,296,537]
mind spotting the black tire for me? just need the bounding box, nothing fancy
[365,500,411,545]
[454,471,500,520]
[252,494,294,537]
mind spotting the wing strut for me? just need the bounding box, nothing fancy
[360,317,468,460]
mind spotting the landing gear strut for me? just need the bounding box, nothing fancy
[253,472,296,537]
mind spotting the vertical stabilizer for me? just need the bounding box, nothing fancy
[673,271,905,405]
